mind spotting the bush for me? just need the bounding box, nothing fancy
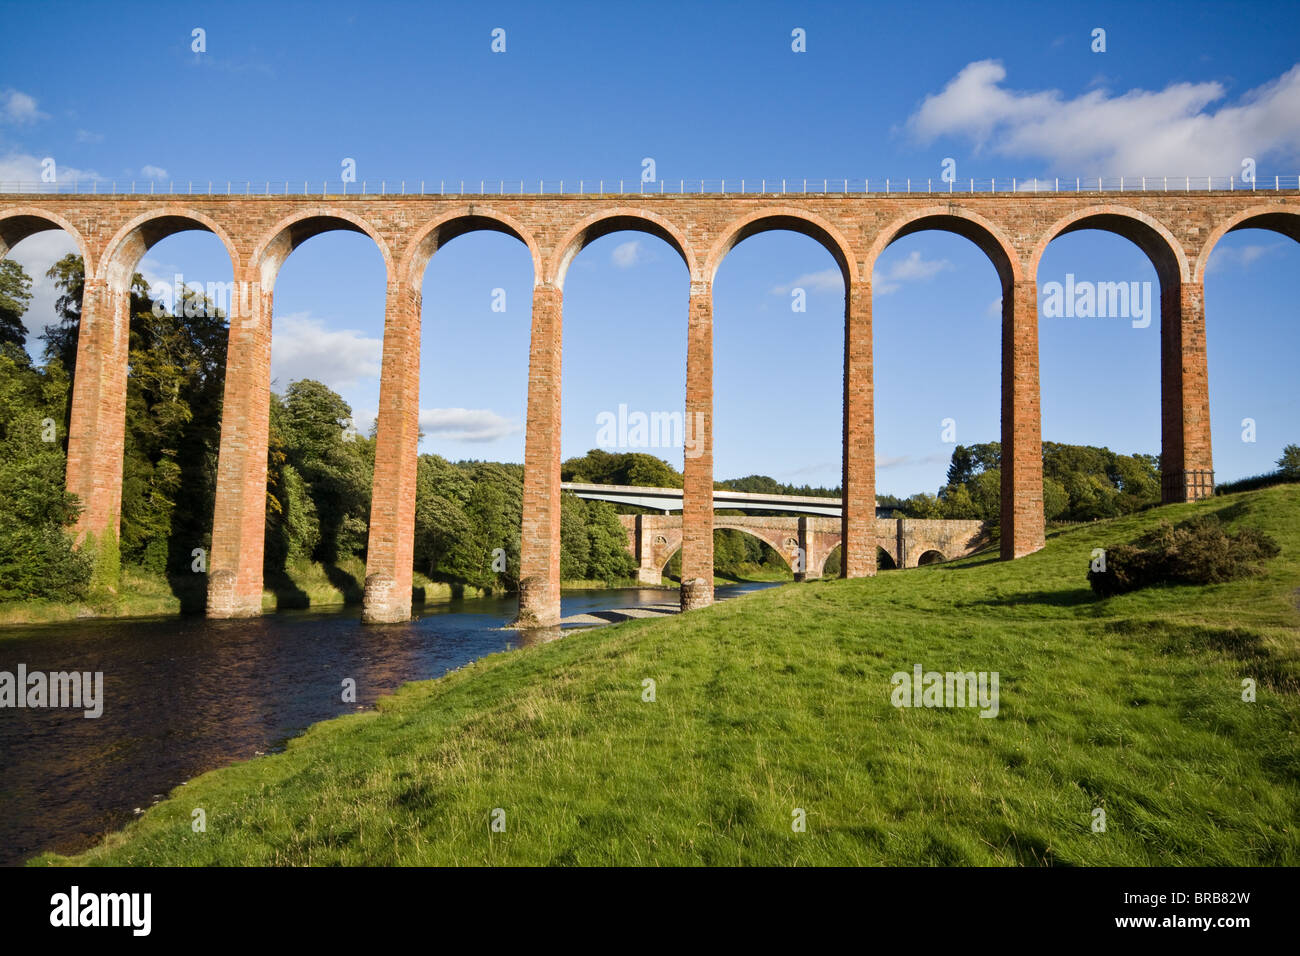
[1088,515,1280,597]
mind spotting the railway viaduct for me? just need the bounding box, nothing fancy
[1,184,1296,626]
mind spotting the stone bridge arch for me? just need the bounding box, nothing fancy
[550,207,696,287]
[702,206,870,594]
[361,209,544,622]
[1031,204,1206,504]
[0,206,94,273]
[64,207,242,567]
[1194,203,1300,281]
[209,206,394,618]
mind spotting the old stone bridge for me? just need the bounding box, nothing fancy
[1,182,1296,625]
[618,513,986,584]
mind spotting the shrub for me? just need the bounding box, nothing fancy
[1088,515,1279,597]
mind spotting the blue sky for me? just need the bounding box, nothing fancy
[2,0,1297,496]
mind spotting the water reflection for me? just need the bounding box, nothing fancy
[0,583,778,864]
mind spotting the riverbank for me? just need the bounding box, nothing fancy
[0,557,489,627]
[0,559,789,629]
[35,484,1300,865]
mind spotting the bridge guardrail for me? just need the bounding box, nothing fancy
[1,176,1297,196]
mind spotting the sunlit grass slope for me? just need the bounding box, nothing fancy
[40,485,1300,866]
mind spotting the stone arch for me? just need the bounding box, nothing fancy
[97,206,241,291]
[401,207,542,291]
[705,206,860,286]
[817,543,842,578]
[808,533,844,578]
[0,207,94,275]
[715,521,799,572]
[1030,204,1189,286]
[653,527,685,571]
[916,548,946,566]
[865,205,1021,287]
[550,207,695,288]
[877,545,898,570]
[251,206,394,291]
[1194,204,1300,282]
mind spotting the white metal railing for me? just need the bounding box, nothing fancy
[0,175,1297,196]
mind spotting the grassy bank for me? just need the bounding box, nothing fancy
[0,557,504,628]
[37,485,1300,865]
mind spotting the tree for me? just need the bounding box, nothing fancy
[584,500,635,581]
[1278,444,1300,478]
[0,344,91,600]
[560,493,591,580]
[277,380,373,565]
[0,259,33,348]
[41,254,89,374]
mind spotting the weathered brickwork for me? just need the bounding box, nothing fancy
[619,513,985,576]
[2,191,1293,623]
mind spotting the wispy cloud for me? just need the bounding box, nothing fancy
[612,239,643,268]
[873,250,953,295]
[770,268,843,296]
[1204,241,1285,274]
[270,313,382,391]
[418,407,521,442]
[0,151,99,185]
[0,89,45,125]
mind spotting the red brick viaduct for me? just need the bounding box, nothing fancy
[1,188,1295,626]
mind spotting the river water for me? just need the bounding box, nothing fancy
[0,583,776,865]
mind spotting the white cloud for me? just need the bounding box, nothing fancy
[0,151,99,187]
[770,268,843,295]
[907,60,1300,174]
[139,164,168,180]
[418,407,520,442]
[1204,241,1285,274]
[0,89,45,124]
[873,250,953,294]
[611,239,643,267]
[878,453,951,470]
[270,313,382,391]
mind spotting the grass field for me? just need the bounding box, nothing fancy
[37,485,1300,866]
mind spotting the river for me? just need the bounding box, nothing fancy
[0,582,778,865]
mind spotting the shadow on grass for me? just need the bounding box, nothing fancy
[166,575,209,615]
[961,587,1097,609]
[262,568,311,609]
[323,564,364,604]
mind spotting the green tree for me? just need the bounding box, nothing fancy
[560,492,591,580]
[41,253,87,375]
[584,500,635,581]
[0,259,33,348]
[276,380,373,565]
[0,344,91,600]
[1278,444,1300,477]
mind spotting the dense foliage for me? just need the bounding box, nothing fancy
[0,343,91,600]
[892,440,1163,524]
[1087,513,1280,597]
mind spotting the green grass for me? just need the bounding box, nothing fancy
[36,485,1300,866]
